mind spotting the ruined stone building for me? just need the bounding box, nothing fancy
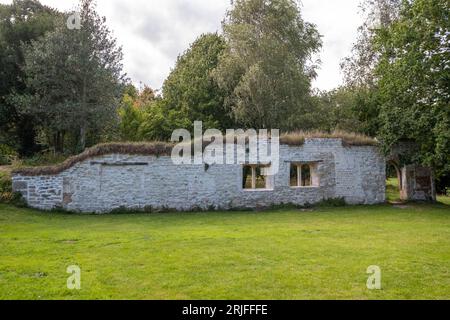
[11,138,385,212]
[387,140,436,202]
[11,137,435,213]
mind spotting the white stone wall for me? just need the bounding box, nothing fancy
[12,139,386,213]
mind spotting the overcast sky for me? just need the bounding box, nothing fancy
[1,0,364,91]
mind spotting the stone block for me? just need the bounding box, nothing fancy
[12,181,27,191]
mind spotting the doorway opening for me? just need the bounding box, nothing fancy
[386,161,403,202]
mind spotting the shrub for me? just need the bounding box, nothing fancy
[21,151,68,167]
[0,144,18,165]
[436,173,450,196]
[0,172,11,190]
[0,172,26,206]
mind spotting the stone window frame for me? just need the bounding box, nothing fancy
[242,164,274,191]
[290,162,320,188]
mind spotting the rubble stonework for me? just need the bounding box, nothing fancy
[12,139,386,213]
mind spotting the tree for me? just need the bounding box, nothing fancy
[311,88,364,133]
[337,0,403,138]
[136,33,232,141]
[0,0,59,155]
[212,0,322,130]
[341,0,402,87]
[373,0,450,185]
[136,85,156,108]
[160,33,232,132]
[20,0,125,153]
[117,84,159,142]
[118,93,144,142]
[340,0,449,191]
[138,99,188,141]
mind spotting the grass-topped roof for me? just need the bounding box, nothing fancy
[12,131,378,176]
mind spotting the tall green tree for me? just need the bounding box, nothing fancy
[213,0,321,130]
[118,93,144,142]
[20,0,125,153]
[311,88,364,133]
[343,0,449,190]
[117,84,160,142]
[338,0,403,137]
[137,33,232,141]
[374,0,449,181]
[162,33,232,131]
[138,99,186,141]
[0,0,58,155]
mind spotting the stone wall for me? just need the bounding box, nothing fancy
[388,140,437,202]
[400,165,436,201]
[12,139,386,213]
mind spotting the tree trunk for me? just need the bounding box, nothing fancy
[79,126,86,151]
[17,116,39,157]
[53,132,57,154]
[59,131,65,154]
[54,131,65,154]
[79,75,87,152]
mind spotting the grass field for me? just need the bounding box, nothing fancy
[0,177,449,300]
[0,193,449,299]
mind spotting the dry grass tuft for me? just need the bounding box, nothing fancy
[12,142,175,176]
[280,130,378,147]
[13,131,378,176]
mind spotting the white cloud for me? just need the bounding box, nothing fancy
[301,0,364,90]
[0,0,363,91]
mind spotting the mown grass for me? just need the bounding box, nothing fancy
[386,178,402,203]
[0,201,449,300]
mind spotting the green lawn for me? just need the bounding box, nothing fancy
[0,200,449,300]
[386,178,402,202]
